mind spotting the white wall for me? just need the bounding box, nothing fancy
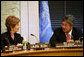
[20,1,29,41]
[1,1,20,33]
[20,1,39,44]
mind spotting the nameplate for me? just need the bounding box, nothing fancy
[3,45,23,53]
[55,42,83,49]
[28,43,50,49]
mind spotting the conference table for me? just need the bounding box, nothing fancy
[1,48,83,56]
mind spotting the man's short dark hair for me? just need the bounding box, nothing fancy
[62,14,75,26]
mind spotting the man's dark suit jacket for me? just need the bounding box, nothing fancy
[49,27,83,47]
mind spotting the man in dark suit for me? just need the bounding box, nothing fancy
[49,14,83,47]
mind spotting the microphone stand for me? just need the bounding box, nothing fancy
[30,34,39,43]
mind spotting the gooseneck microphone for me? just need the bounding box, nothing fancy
[30,34,39,43]
[31,34,35,36]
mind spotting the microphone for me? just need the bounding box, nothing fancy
[31,34,35,36]
[30,34,39,43]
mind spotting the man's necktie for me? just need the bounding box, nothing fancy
[66,33,70,42]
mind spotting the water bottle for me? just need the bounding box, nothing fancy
[22,37,28,51]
